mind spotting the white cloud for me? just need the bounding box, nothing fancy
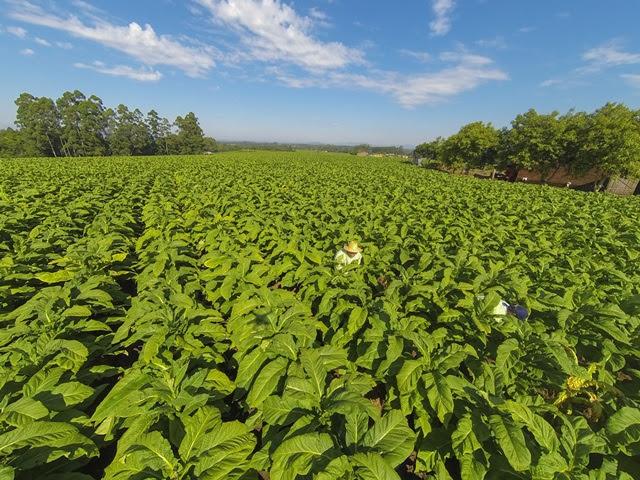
[540,79,562,87]
[9,1,215,77]
[519,26,535,33]
[271,52,507,108]
[56,41,73,49]
[7,25,27,38]
[542,40,640,89]
[309,7,328,21]
[430,0,455,36]
[621,74,640,88]
[196,0,363,70]
[475,36,507,50]
[399,49,432,63]
[20,48,34,55]
[581,40,640,72]
[74,61,163,81]
[34,37,51,46]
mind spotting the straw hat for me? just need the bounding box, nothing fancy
[343,240,363,254]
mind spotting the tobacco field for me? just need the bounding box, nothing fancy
[0,151,639,480]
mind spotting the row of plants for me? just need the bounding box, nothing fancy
[0,152,638,479]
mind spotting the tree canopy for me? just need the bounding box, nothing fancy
[441,122,499,170]
[415,102,640,184]
[1,90,217,158]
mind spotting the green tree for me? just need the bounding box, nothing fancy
[203,136,219,153]
[414,137,444,163]
[575,103,640,189]
[559,110,590,176]
[14,93,61,157]
[56,91,108,156]
[56,90,85,157]
[77,95,109,156]
[441,122,499,171]
[147,110,173,155]
[0,128,26,157]
[107,105,152,156]
[174,112,205,155]
[500,109,567,182]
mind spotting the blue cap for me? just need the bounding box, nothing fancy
[513,305,529,321]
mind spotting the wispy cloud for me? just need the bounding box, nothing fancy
[621,74,640,88]
[580,40,640,73]
[519,26,535,33]
[8,1,215,77]
[74,61,163,81]
[309,7,329,21]
[399,49,432,63]
[430,0,455,36]
[540,78,562,88]
[34,36,51,46]
[56,41,73,49]
[7,25,27,38]
[541,40,640,90]
[196,0,363,71]
[271,52,507,108]
[20,48,34,55]
[475,36,507,50]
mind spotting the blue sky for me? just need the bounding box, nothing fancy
[1,0,639,146]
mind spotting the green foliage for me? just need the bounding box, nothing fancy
[441,122,500,170]
[499,109,567,179]
[174,112,206,155]
[1,152,639,479]
[414,137,444,164]
[575,103,640,183]
[6,90,211,158]
[415,103,640,182]
[106,105,153,156]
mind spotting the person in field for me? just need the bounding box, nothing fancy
[335,240,363,270]
[493,299,529,321]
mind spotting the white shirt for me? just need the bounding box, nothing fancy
[334,249,362,270]
[492,300,510,322]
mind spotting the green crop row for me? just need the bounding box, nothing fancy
[0,152,639,480]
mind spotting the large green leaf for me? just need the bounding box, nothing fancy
[352,452,401,480]
[271,432,336,480]
[488,414,531,472]
[246,357,289,407]
[362,410,415,467]
[91,370,150,423]
[193,421,256,479]
[179,406,222,461]
[0,397,49,426]
[0,421,95,457]
[423,371,454,424]
[396,359,423,393]
[502,401,559,452]
[605,407,640,456]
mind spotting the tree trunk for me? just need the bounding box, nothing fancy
[542,166,562,184]
[491,169,496,179]
[45,133,57,157]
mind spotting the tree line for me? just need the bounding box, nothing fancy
[0,91,217,158]
[414,103,640,187]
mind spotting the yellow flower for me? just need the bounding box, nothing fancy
[554,391,570,405]
[567,375,589,391]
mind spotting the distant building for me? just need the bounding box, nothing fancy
[513,166,639,195]
[606,177,640,196]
